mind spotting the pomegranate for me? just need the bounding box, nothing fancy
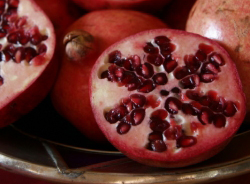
[90,29,246,167]
[51,10,168,143]
[71,0,172,13]
[34,0,83,38]
[186,0,250,119]
[0,0,56,127]
[162,0,196,30]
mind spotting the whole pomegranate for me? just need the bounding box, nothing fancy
[0,0,56,127]
[186,0,250,119]
[34,0,83,38]
[90,29,246,167]
[72,0,172,13]
[51,10,168,143]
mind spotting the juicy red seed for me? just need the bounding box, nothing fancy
[7,31,19,43]
[18,31,30,45]
[122,58,133,70]
[8,0,19,8]
[160,90,169,96]
[16,17,27,28]
[174,67,189,79]
[182,103,196,115]
[137,79,155,93]
[130,108,145,126]
[117,121,131,134]
[195,49,207,62]
[131,55,141,70]
[0,1,5,8]
[30,34,42,45]
[136,62,154,79]
[209,52,225,66]
[213,114,226,128]
[179,74,200,89]
[223,101,237,117]
[190,101,202,115]
[121,114,132,125]
[152,73,168,85]
[105,106,129,124]
[148,132,163,141]
[160,43,176,58]
[24,47,37,62]
[38,44,47,54]
[14,47,24,63]
[165,97,182,114]
[150,109,168,119]
[209,96,227,112]
[150,118,170,132]
[171,87,180,93]
[199,43,214,55]
[201,62,220,74]
[164,125,182,140]
[0,76,4,85]
[147,54,164,66]
[154,35,170,46]
[199,96,211,106]
[100,70,109,79]
[121,98,134,112]
[109,50,122,64]
[163,59,177,73]
[184,54,201,73]
[130,93,146,108]
[198,107,214,125]
[122,71,137,84]
[200,73,216,83]
[186,90,201,101]
[176,136,197,148]
[143,42,158,54]
[0,29,6,38]
[150,140,167,152]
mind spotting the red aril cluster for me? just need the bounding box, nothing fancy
[90,29,246,167]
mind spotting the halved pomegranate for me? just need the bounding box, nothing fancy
[90,29,246,167]
[0,0,56,127]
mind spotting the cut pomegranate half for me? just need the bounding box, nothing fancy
[0,0,56,127]
[90,29,246,168]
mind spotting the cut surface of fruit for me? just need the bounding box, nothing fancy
[0,0,56,127]
[90,29,246,167]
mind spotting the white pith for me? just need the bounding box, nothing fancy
[0,0,54,109]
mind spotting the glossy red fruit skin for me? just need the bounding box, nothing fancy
[186,0,250,119]
[72,0,172,13]
[0,0,57,127]
[51,10,168,143]
[89,29,246,167]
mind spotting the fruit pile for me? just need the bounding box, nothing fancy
[0,0,248,168]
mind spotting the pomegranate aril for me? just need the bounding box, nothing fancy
[121,98,134,112]
[213,114,226,128]
[8,0,19,8]
[182,103,196,115]
[200,73,216,83]
[130,93,146,108]
[150,140,167,152]
[198,107,214,125]
[16,17,27,28]
[186,90,201,101]
[184,54,201,73]
[174,67,189,79]
[201,62,220,74]
[150,109,168,120]
[147,54,164,66]
[160,43,176,58]
[154,35,170,46]
[109,50,121,64]
[195,49,207,62]
[101,70,109,79]
[160,90,169,96]
[179,74,200,89]
[143,42,158,54]
[223,101,237,117]
[136,62,154,79]
[7,31,19,43]
[0,29,6,38]
[148,131,163,141]
[14,47,24,63]
[209,52,225,66]
[105,106,129,124]
[0,75,4,85]
[117,121,131,134]
[138,79,155,93]
[199,95,211,106]
[38,44,47,54]
[152,73,168,85]
[164,125,182,140]
[130,108,145,126]
[150,118,170,132]
[176,136,197,148]
[24,47,37,62]
[165,97,182,114]
[209,96,227,112]
[171,87,180,94]
[164,59,177,73]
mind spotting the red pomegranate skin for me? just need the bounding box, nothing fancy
[51,10,168,143]
[186,0,250,119]
[72,0,172,13]
[89,29,246,167]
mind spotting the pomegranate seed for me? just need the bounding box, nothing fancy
[195,49,207,62]
[201,62,220,74]
[174,66,189,79]
[199,43,214,55]
[8,0,19,8]
[223,101,237,117]
[130,108,145,125]
[209,96,227,112]
[171,87,180,93]
[150,140,167,152]
[109,50,121,65]
[184,54,201,73]
[165,97,182,114]
[143,42,158,54]
[160,43,176,58]
[179,74,200,89]
[130,93,146,108]
[190,101,202,115]
[137,79,155,93]
[213,114,226,128]
[146,95,161,108]
[0,29,6,38]
[164,125,182,140]
[147,54,164,66]
[19,31,30,45]
[177,136,197,148]
[0,76,4,85]
[122,71,137,84]
[117,121,131,134]
[100,70,109,79]
[163,59,178,73]
[136,62,154,79]
[114,67,125,82]
[121,98,134,112]
[14,47,24,63]
[154,35,170,46]
[0,1,5,8]
[150,109,168,119]
[105,106,129,124]
[38,44,47,54]
[182,103,196,115]
[186,90,201,101]
[24,47,37,62]
[152,73,168,85]
[7,31,19,43]
[148,132,163,141]
[160,90,169,96]
[198,107,214,125]
[150,118,170,132]
[209,52,225,66]
[199,95,211,106]
[16,17,27,28]
[200,73,216,83]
